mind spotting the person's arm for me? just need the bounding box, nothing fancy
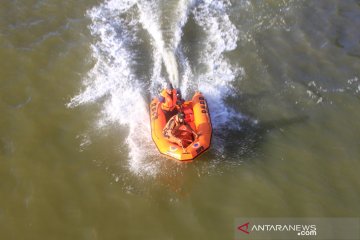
[163,118,171,132]
[163,117,175,134]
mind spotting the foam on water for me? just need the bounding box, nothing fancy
[68,0,245,176]
[193,0,244,128]
[137,0,180,88]
[68,0,159,176]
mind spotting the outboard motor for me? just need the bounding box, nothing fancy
[176,88,182,99]
[176,88,184,105]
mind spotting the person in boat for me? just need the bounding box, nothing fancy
[153,83,183,121]
[162,112,198,147]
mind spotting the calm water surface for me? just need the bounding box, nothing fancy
[1,0,360,239]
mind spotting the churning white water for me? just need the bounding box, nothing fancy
[68,0,244,176]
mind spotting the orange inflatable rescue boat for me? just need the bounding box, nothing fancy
[150,92,212,161]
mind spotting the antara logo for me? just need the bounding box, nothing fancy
[237,222,251,234]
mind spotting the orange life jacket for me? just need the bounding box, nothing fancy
[160,89,178,111]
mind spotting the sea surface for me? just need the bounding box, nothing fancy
[1,0,360,239]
